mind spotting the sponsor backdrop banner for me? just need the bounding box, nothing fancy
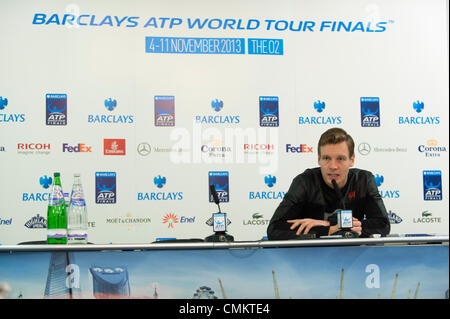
[0,0,448,244]
[0,245,448,299]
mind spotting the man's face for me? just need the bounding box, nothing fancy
[318,142,355,189]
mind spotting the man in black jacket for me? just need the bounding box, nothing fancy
[267,127,390,239]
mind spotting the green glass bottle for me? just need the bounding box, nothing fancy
[47,172,67,244]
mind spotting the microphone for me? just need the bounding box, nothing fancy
[205,184,234,242]
[210,184,221,212]
[329,179,357,238]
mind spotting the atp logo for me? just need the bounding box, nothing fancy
[313,100,325,113]
[0,96,8,110]
[264,175,276,187]
[46,94,67,126]
[155,95,175,126]
[413,100,424,113]
[360,97,380,127]
[211,99,224,112]
[154,175,166,188]
[104,98,117,111]
[423,170,442,200]
[95,172,117,204]
[259,96,279,127]
[209,171,229,202]
[40,175,53,189]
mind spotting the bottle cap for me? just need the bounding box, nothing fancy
[54,172,60,177]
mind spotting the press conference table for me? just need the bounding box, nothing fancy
[0,236,448,299]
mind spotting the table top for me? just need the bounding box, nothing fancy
[0,235,448,252]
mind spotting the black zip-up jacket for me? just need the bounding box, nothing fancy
[267,168,390,239]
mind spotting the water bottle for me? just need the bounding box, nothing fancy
[47,172,67,244]
[67,173,88,244]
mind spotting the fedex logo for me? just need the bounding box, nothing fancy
[63,143,92,153]
[286,144,313,153]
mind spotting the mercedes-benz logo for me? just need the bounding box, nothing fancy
[137,142,151,156]
[358,142,371,156]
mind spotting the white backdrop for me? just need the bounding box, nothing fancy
[0,0,448,245]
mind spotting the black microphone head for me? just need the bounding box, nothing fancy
[331,179,338,189]
[210,184,220,205]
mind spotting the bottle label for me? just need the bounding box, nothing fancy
[68,232,87,239]
[47,229,67,238]
[70,198,86,207]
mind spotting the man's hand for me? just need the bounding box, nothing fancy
[287,217,362,236]
[287,218,330,235]
[351,217,362,236]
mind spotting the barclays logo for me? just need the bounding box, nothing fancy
[154,175,166,188]
[314,100,325,113]
[104,98,117,111]
[0,95,26,123]
[249,174,286,200]
[40,175,53,189]
[299,99,342,125]
[0,96,7,110]
[398,100,440,125]
[374,174,400,199]
[138,175,183,200]
[264,175,276,187]
[211,99,224,112]
[195,99,240,125]
[88,98,134,124]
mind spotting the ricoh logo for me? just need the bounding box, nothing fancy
[63,143,92,153]
[298,100,342,125]
[88,98,134,124]
[398,100,440,125]
[17,143,51,155]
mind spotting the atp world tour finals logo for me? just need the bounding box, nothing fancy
[155,95,175,126]
[259,96,279,127]
[46,94,67,125]
[95,172,117,204]
[423,170,442,201]
[360,97,380,127]
[209,171,229,202]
